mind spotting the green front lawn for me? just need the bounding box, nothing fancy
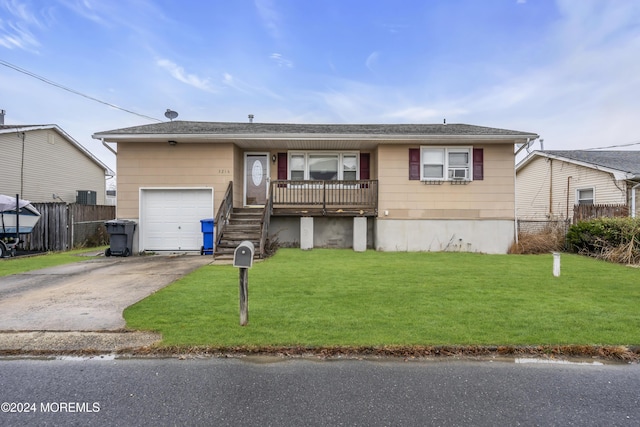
[124,249,640,347]
[0,247,104,276]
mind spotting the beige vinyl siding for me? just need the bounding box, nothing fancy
[0,132,22,197]
[116,142,235,218]
[377,143,515,220]
[516,156,551,220]
[550,160,626,215]
[517,156,627,221]
[0,129,106,204]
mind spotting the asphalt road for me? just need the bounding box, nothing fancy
[0,254,212,331]
[0,357,638,426]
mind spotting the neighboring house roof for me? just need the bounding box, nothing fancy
[517,150,640,180]
[93,121,538,150]
[1,124,114,176]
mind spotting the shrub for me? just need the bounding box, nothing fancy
[566,217,640,264]
[509,222,567,254]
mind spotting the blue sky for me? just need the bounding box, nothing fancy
[1,0,640,173]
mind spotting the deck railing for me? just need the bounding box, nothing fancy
[214,181,233,253]
[270,180,378,214]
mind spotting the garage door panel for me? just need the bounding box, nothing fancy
[141,189,213,251]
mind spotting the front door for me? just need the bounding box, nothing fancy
[244,153,269,206]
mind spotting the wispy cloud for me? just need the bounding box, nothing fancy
[156,59,217,93]
[0,0,44,50]
[57,0,106,25]
[365,51,379,71]
[255,0,281,39]
[222,72,285,101]
[222,72,249,94]
[381,23,408,34]
[270,53,293,68]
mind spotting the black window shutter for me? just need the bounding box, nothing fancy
[360,153,370,180]
[277,152,288,187]
[473,148,484,180]
[409,148,420,180]
[277,153,288,180]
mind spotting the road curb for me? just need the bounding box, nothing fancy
[0,331,161,354]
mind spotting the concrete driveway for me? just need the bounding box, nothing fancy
[0,254,212,331]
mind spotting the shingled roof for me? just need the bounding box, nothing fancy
[93,120,538,138]
[0,124,113,176]
[542,150,640,176]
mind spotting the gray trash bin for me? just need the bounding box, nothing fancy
[105,220,136,257]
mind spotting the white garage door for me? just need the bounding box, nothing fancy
[140,188,213,251]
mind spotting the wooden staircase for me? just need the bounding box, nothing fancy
[215,207,263,260]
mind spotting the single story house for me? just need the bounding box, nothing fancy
[516,150,640,222]
[93,121,538,256]
[1,122,114,204]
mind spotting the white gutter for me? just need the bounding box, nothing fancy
[92,132,538,144]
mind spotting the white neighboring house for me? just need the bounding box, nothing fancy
[0,123,114,204]
[516,150,640,222]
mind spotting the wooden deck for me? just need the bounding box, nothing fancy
[270,180,378,217]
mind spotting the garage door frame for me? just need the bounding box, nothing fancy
[139,187,214,252]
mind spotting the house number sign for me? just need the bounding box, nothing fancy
[251,160,263,186]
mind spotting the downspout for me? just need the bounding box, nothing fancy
[101,138,117,156]
[632,182,640,218]
[19,132,25,197]
[566,176,572,220]
[514,137,536,245]
[514,159,519,245]
[549,159,553,217]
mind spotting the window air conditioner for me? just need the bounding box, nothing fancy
[450,168,468,180]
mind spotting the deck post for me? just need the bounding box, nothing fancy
[300,217,314,250]
[353,217,367,252]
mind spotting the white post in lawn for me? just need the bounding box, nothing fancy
[552,252,561,277]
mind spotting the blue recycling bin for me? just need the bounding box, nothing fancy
[200,218,214,255]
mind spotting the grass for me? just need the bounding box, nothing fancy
[124,249,640,347]
[0,247,105,276]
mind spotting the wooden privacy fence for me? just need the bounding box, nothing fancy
[24,203,115,251]
[573,204,628,223]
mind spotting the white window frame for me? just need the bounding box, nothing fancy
[420,146,473,181]
[576,187,595,205]
[288,151,360,182]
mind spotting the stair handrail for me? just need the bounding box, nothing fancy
[259,183,274,258]
[214,181,233,256]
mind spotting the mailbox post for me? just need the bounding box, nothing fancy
[233,241,255,326]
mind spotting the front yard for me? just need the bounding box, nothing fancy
[0,248,103,276]
[124,249,640,348]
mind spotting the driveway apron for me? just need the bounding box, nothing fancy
[0,255,212,331]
